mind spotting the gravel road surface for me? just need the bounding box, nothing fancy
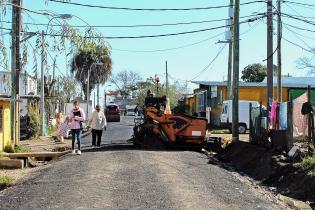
[0,116,288,210]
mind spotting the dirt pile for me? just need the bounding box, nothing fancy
[218,141,315,208]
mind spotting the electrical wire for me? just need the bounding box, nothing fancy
[283,1,315,9]
[18,16,265,39]
[283,25,315,48]
[47,0,266,11]
[111,31,225,53]
[282,22,315,33]
[0,14,262,28]
[281,36,314,53]
[190,44,227,81]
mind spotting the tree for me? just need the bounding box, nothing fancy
[241,63,278,82]
[135,78,188,109]
[241,63,267,82]
[297,49,315,73]
[71,42,112,100]
[110,70,142,98]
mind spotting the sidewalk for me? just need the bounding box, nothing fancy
[20,131,91,152]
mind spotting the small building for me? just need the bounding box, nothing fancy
[0,98,11,151]
[188,77,315,126]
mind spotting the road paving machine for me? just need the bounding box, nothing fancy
[132,94,221,150]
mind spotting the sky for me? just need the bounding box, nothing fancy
[1,0,315,106]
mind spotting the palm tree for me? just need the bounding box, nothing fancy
[71,43,112,100]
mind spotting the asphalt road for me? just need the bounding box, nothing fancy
[0,116,288,210]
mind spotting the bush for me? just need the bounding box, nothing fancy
[3,144,14,153]
[0,176,13,189]
[14,145,29,153]
[28,104,40,138]
[298,154,315,173]
[48,125,58,136]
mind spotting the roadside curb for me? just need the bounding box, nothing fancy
[278,195,312,210]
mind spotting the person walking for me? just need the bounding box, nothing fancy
[56,112,64,143]
[67,101,85,155]
[88,105,107,148]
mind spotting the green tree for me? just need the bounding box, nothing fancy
[71,42,112,100]
[241,63,279,82]
[241,63,267,82]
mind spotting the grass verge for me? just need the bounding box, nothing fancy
[0,176,13,190]
[296,154,315,173]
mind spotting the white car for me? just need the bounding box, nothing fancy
[126,109,136,116]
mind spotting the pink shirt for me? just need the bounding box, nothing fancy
[67,108,85,129]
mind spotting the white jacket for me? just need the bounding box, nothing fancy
[88,110,107,130]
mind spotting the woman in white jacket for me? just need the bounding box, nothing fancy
[88,105,107,147]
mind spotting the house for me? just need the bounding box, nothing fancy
[0,98,11,151]
[0,71,38,116]
[188,77,315,126]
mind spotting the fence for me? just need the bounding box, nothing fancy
[249,85,315,153]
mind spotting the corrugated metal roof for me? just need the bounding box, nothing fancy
[193,77,315,88]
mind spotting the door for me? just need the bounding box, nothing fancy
[220,102,228,124]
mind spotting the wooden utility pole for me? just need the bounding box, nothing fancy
[166,61,168,98]
[267,0,274,113]
[277,0,282,102]
[11,0,21,145]
[232,0,240,142]
[40,30,46,136]
[97,83,100,106]
[227,0,234,100]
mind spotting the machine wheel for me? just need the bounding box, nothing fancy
[238,124,247,134]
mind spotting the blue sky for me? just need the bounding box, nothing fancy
[1,0,315,103]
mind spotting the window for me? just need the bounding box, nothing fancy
[0,105,2,132]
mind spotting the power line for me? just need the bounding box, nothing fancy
[282,22,315,33]
[283,1,315,9]
[0,14,261,28]
[19,16,265,39]
[190,44,227,81]
[47,0,266,11]
[282,36,314,53]
[112,32,225,53]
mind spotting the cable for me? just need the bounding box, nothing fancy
[190,44,227,81]
[283,25,315,48]
[47,0,266,11]
[112,32,225,53]
[18,16,265,39]
[283,1,315,9]
[282,22,315,33]
[0,14,262,28]
[282,13,315,27]
[281,36,314,53]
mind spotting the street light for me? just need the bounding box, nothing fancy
[86,62,103,119]
[40,13,72,136]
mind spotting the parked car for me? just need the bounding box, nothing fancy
[220,100,260,134]
[105,104,121,122]
[126,108,136,116]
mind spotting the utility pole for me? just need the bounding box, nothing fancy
[165,61,168,98]
[94,92,96,108]
[11,0,21,145]
[40,30,46,136]
[277,0,282,102]
[232,0,240,142]
[267,0,274,113]
[227,0,234,100]
[97,82,100,106]
[86,68,90,119]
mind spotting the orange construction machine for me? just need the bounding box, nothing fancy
[133,95,220,149]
